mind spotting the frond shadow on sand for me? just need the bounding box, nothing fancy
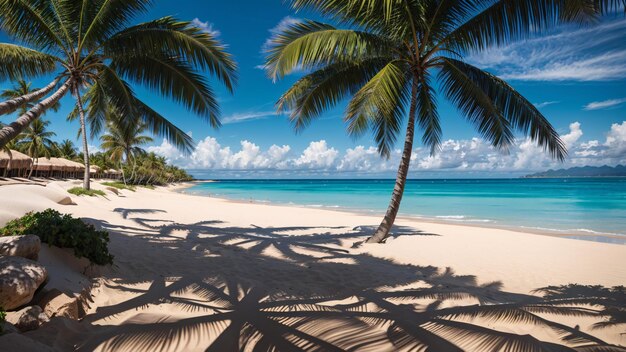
[26,207,626,351]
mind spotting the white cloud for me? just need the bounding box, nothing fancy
[468,19,626,81]
[191,18,220,37]
[150,121,626,176]
[222,110,282,124]
[583,97,626,110]
[294,140,338,169]
[534,101,560,108]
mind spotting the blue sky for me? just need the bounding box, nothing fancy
[1,1,625,178]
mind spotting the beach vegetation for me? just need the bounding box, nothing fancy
[67,187,106,197]
[102,182,136,192]
[0,0,237,190]
[99,110,153,184]
[264,0,621,243]
[0,209,113,265]
[16,119,56,178]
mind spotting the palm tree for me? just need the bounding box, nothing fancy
[0,0,237,190]
[1,79,60,116]
[17,119,55,178]
[100,111,153,183]
[265,0,623,243]
[1,139,20,177]
[57,139,78,160]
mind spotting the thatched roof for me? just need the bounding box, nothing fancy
[106,169,122,175]
[32,157,56,171]
[0,149,32,169]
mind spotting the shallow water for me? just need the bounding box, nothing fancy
[183,178,626,238]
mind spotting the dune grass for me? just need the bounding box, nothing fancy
[102,181,136,192]
[68,187,106,197]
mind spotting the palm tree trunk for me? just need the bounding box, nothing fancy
[367,80,419,244]
[0,80,71,149]
[73,87,91,190]
[0,78,61,116]
[29,156,38,179]
[3,149,12,177]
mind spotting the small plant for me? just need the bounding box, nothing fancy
[0,308,5,334]
[102,182,136,191]
[68,187,106,197]
[0,209,113,265]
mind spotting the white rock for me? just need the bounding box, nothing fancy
[0,256,48,310]
[0,235,41,260]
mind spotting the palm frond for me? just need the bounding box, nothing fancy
[416,74,441,154]
[265,19,396,80]
[134,99,195,154]
[345,60,411,157]
[277,58,390,131]
[438,57,514,151]
[78,0,153,49]
[0,43,58,80]
[443,0,625,54]
[103,16,237,92]
[439,58,566,160]
[111,54,220,128]
[0,0,67,52]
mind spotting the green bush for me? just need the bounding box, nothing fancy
[68,187,106,197]
[0,209,113,265]
[0,308,5,334]
[101,182,136,191]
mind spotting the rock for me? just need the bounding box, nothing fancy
[0,256,48,310]
[6,306,49,332]
[37,289,80,320]
[0,235,41,260]
[56,196,74,205]
[0,332,54,351]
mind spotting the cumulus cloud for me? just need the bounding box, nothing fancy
[150,121,626,176]
[468,19,626,81]
[583,97,626,110]
[294,140,338,169]
[191,18,220,37]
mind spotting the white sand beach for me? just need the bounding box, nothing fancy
[1,181,625,351]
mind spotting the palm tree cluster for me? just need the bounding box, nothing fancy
[0,0,236,190]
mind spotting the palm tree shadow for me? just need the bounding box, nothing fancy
[58,209,626,352]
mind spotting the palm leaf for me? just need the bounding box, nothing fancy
[103,16,237,92]
[265,19,396,80]
[345,60,411,157]
[0,43,58,80]
[111,54,220,128]
[0,0,67,53]
[439,58,566,160]
[277,58,390,131]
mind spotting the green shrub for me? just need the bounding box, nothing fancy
[68,187,106,197]
[0,209,113,265]
[0,308,5,334]
[101,182,136,191]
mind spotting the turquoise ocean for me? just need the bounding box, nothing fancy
[182,178,626,243]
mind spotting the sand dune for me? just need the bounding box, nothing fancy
[1,181,624,351]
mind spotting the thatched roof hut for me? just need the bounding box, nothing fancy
[32,157,57,171]
[0,149,32,170]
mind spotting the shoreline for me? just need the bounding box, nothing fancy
[177,182,626,245]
